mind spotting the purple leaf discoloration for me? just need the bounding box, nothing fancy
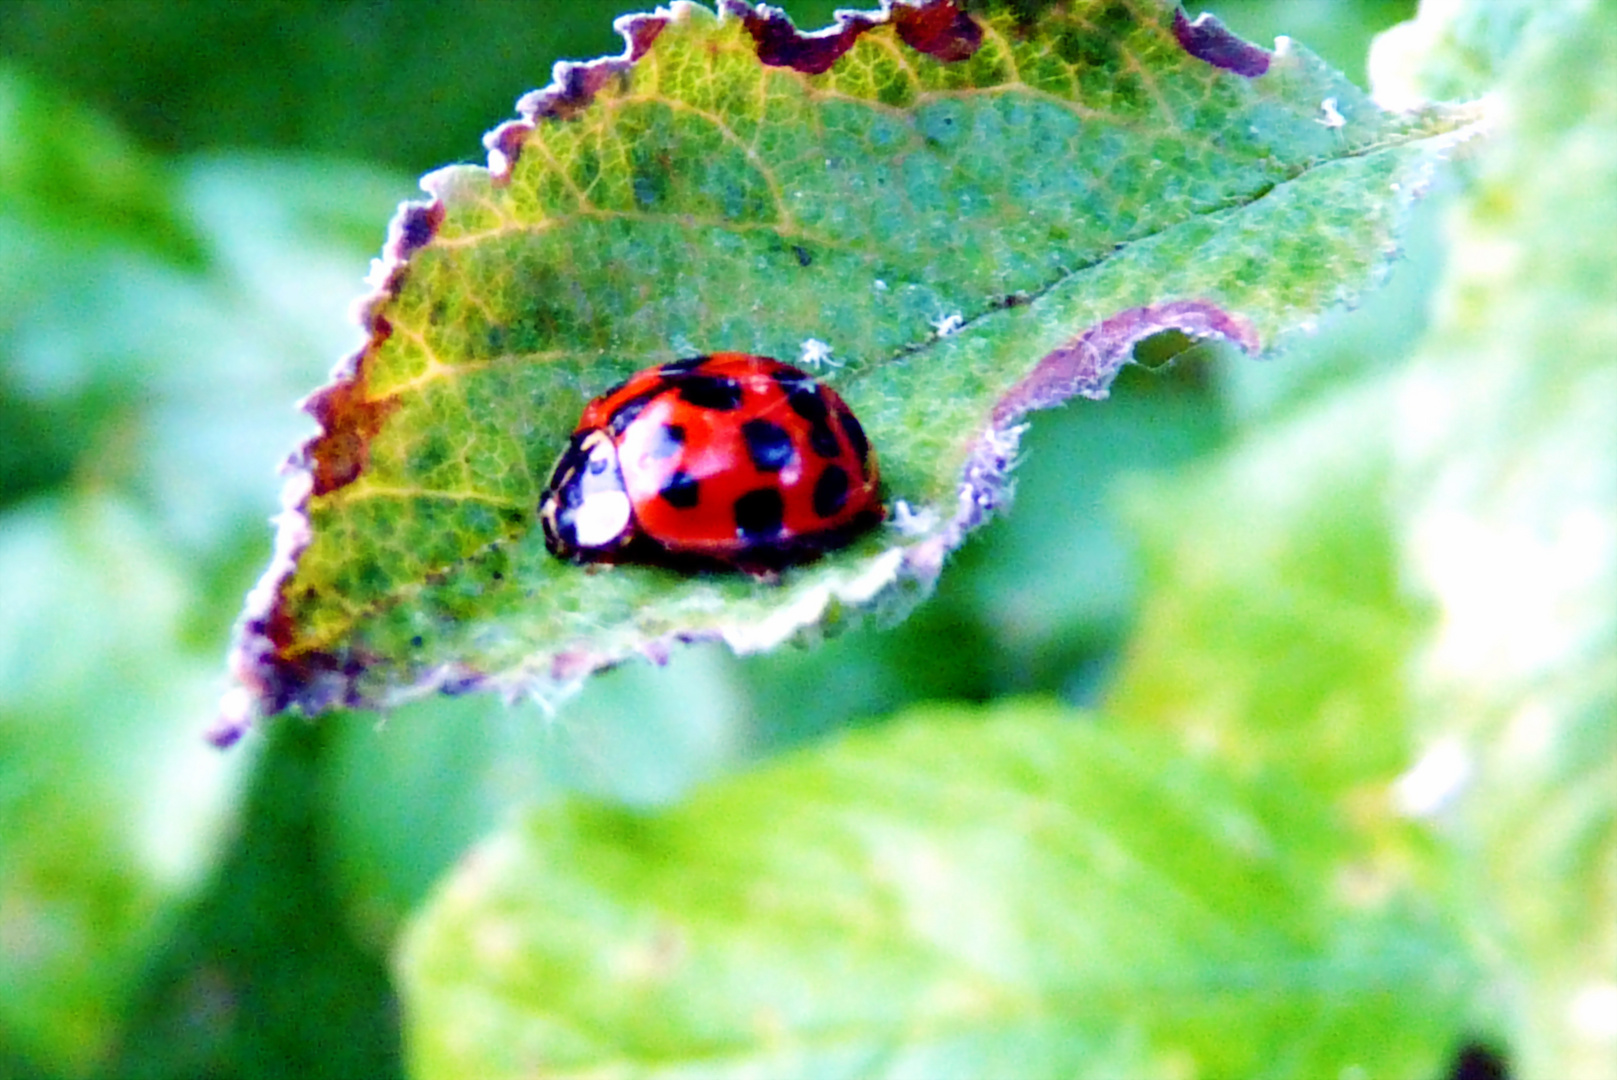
[484,11,669,182]
[892,0,983,63]
[727,1,881,75]
[1173,8,1271,78]
[724,0,981,75]
[485,2,979,182]
[905,299,1260,582]
[995,299,1260,422]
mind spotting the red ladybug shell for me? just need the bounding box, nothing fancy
[539,353,883,568]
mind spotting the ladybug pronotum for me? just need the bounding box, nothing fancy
[539,353,883,569]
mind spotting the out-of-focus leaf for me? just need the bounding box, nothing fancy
[325,643,755,946]
[399,699,1472,1080]
[0,497,248,1076]
[1391,4,1617,1076]
[0,1,626,174]
[224,0,1481,737]
[0,63,205,267]
[0,77,413,1069]
[0,64,208,510]
[1367,0,1584,110]
[0,148,409,536]
[102,719,403,1080]
[1105,4,1617,1074]
[1105,375,1425,796]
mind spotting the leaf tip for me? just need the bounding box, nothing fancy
[216,482,316,747]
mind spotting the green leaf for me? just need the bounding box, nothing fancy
[0,496,249,1076]
[324,645,755,946]
[1367,0,1585,112]
[224,0,1481,734]
[1105,374,1427,796]
[0,63,206,268]
[1390,4,1617,1075]
[0,148,409,536]
[398,699,1472,1079]
[1101,3,1617,1072]
[0,100,404,1064]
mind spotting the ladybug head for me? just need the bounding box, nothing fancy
[539,429,634,559]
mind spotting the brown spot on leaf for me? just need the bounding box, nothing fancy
[1172,8,1271,77]
[300,369,400,496]
[893,1,982,63]
[485,122,530,182]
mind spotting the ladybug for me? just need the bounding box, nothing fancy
[539,353,883,569]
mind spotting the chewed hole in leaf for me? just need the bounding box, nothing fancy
[1131,328,1205,371]
[216,0,1482,742]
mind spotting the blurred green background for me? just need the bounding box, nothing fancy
[6,1,1602,1078]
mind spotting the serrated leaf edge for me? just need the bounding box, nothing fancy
[213,0,1437,742]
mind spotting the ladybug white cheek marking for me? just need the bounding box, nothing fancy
[571,430,633,549]
[573,490,632,548]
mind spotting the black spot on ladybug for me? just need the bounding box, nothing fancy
[785,385,828,423]
[734,488,785,540]
[659,469,700,508]
[741,419,795,473]
[678,374,743,411]
[607,392,656,436]
[813,464,849,518]
[793,244,812,267]
[647,423,684,460]
[658,356,709,376]
[770,368,810,393]
[786,385,841,456]
[808,420,841,459]
[840,409,871,467]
